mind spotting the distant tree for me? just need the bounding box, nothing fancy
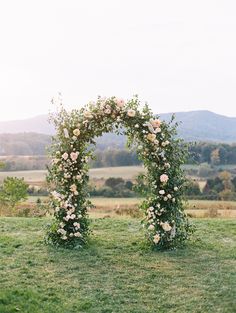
[232,176,236,189]
[185,180,201,196]
[219,146,227,164]
[203,177,224,194]
[105,177,125,189]
[201,145,212,163]
[210,149,220,165]
[125,180,133,190]
[0,177,28,209]
[198,163,215,177]
[218,171,233,190]
[219,189,236,201]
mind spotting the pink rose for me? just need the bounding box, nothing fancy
[160,174,169,183]
[62,152,68,160]
[115,98,125,108]
[150,119,161,128]
[70,151,79,161]
[127,109,136,117]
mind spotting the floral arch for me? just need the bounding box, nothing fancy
[46,96,192,250]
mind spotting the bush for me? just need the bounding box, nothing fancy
[0,177,28,210]
[198,163,216,177]
[185,180,201,196]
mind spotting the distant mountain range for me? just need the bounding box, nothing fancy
[0,110,235,144]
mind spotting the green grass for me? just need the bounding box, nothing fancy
[0,217,236,313]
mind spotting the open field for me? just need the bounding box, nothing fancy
[0,170,47,184]
[1,196,235,219]
[90,198,236,218]
[0,166,145,184]
[1,163,236,182]
[0,217,235,313]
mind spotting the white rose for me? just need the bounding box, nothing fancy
[104,108,111,114]
[57,228,66,235]
[70,184,77,193]
[83,111,93,119]
[63,128,69,138]
[54,158,60,164]
[147,133,156,142]
[153,233,161,244]
[161,222,172,232]
[148,224,155,230]
[127,109,136,117]
[159,190,165,195]
[73,128,80,136]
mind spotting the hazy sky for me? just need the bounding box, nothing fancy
[1,0,236,121]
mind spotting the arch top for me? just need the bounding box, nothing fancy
[46,96,193,250]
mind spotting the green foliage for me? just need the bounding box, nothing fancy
[0,177,28,209]
[188,142,236,165]
[197,162,215,177]
[185,180,201,196]
[105,177,125,188]
[46,96,193,249]
[203,171,236,200]
[89,181,136,198]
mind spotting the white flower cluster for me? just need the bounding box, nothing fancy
[146,205,173,244]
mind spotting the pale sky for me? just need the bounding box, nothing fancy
[0,0,236,121]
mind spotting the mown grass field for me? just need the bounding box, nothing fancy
[0,166,145,184]
[13,197,236,219]
[0,217,236,313]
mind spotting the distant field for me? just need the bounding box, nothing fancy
[0,166,144,183]
[0,170,47,183]
[22,196,236,219]
[89,166,144,179]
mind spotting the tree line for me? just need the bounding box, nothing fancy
[189,142,236,164]
[1,143,236,171]
[186,170,236,201]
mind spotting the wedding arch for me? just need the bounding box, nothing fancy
[46,96,192,250]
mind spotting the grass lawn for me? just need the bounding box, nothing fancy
[0,217,236,313]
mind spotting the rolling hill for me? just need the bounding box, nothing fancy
[0,111,235,156]
[160,110,236,143]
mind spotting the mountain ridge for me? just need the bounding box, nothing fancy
[0,110,235,143]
